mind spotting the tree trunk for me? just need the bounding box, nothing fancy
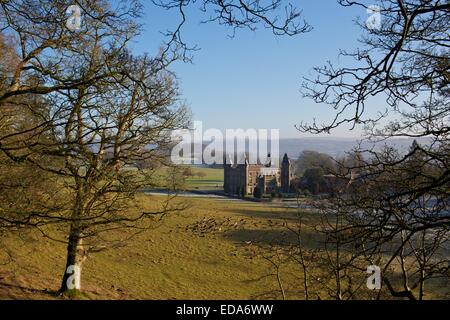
[59,225,85,293]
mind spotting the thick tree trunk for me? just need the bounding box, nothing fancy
[59,226,85,293]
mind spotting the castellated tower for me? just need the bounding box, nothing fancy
[224,153,294,196]
[280,153,291,193]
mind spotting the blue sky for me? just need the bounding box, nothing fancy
[130,1,380,138]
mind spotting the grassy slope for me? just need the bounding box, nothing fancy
[0,195,310,300]
[2,194,447,300]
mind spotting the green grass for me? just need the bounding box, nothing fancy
[137,166,224,191]
[185,167,223,190]
[0,196,308,300]
[1,194,448,300]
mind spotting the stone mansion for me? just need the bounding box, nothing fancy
[223,153,295,196]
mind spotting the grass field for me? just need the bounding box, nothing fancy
[0,195,312,300]
[185,167,224,190]
[146,166,224,191]
[1,193,448,300]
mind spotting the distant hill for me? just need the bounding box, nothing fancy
[173,137,431,164]
[280,137,431,159]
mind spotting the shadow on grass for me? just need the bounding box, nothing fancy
[0,280,59,299]
[222,207,319,225]
[0,279,94,300]
[223,228,323,249]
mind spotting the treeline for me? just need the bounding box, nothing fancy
[291,150,364,195]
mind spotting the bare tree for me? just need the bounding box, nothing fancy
[298,0,449,300]
[0,0,313,295]
[151,0,312,61]
[0,0,190,294]
[0,0,143,106]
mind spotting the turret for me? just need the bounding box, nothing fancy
[280,153,291,193]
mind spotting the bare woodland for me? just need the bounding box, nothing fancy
[0,0,448,299]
